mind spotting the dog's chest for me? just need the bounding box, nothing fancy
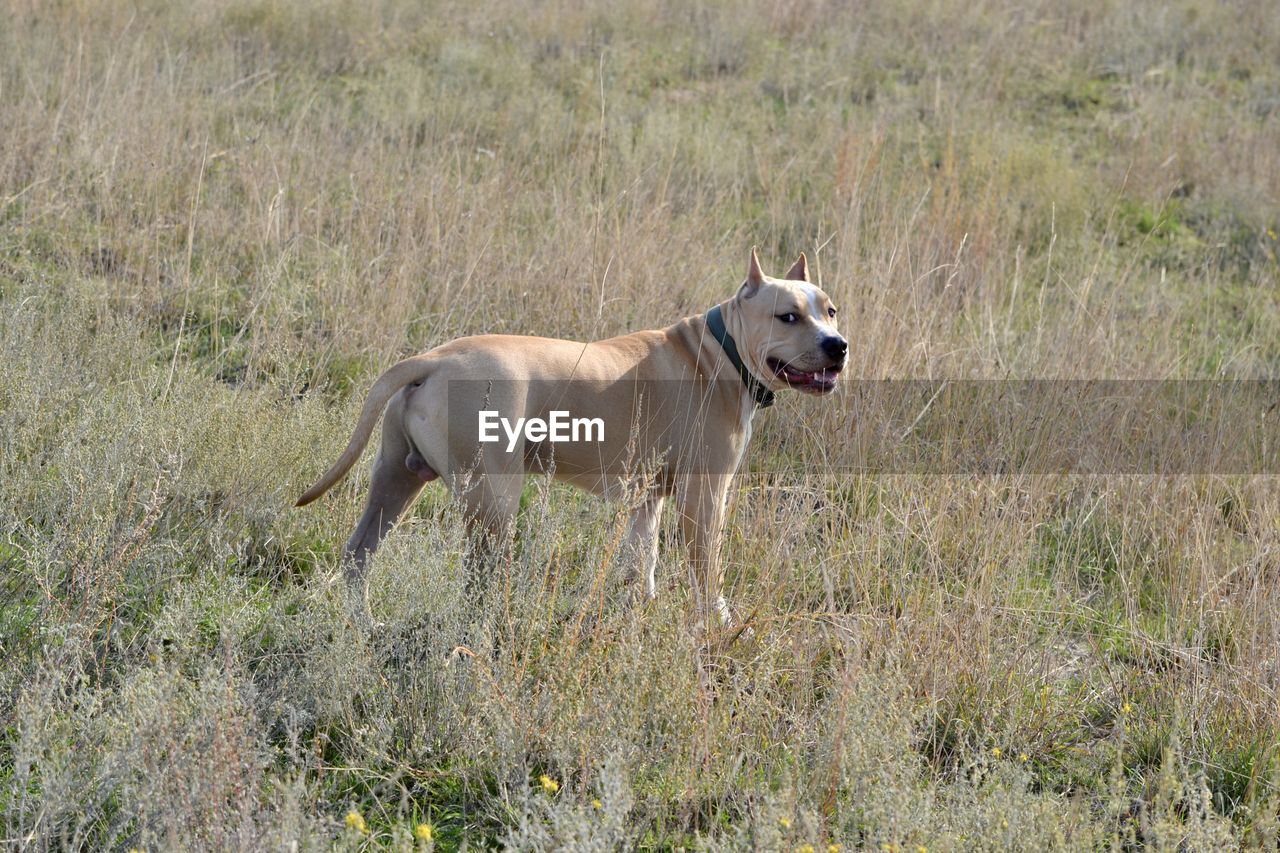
[731,405,755,471]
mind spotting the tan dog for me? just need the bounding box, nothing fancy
[296,248,846,625]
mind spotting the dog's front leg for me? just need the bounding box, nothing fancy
[622,495,665,599]
[676,474,733,626]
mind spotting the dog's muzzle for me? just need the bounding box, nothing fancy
[767,340,847,395]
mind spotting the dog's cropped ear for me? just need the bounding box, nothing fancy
[783,252,809,282]
[741,246,766,298]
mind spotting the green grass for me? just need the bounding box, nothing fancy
[2,0,1280,848]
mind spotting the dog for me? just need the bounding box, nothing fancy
[296,248,847,626]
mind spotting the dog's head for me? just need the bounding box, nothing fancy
[730,248,847,395]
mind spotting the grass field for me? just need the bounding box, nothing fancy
[3,0,1280,849]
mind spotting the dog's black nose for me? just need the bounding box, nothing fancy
[822,336,848,360]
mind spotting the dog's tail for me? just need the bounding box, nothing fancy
[294,355,436,507]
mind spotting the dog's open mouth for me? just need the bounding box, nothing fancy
[767,358,842,394]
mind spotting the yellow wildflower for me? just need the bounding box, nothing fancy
[991,747,1002,759]
[539,774,560,794]
[344,811,367,833]
[1019,752,1029,763]
[592,798,603,810]
[1121,702,1133,715]
[796,845,816,853]
[415,823,434,842]
[779,815,793,829]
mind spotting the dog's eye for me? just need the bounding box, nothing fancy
[828,306,837,318]
[776,312,799,324]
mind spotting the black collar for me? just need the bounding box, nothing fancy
[705,305,775,409]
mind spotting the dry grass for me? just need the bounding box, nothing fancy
[2,0,1280,849]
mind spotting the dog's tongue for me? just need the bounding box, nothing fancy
[784,367,835,383]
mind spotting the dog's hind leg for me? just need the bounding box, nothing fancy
[454,468,524,602]
[343,390,436,624]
